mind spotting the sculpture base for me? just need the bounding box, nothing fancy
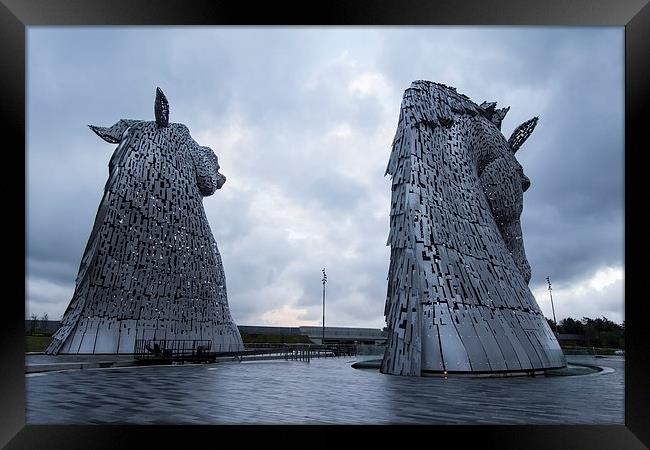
[421,365,566,378]
[356,359,569,377]
[47,317,243,355]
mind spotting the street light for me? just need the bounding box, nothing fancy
[322,268,327,345]
[546,276,558,333]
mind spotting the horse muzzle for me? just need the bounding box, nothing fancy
[216,173,226,189]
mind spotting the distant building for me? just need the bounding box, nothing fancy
[297,326,386,345]
[31,321,387,345]
[239,325,387,345]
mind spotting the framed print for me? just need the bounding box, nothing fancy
[2,0,648,448]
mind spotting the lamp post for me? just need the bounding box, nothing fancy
[321,268,327,345]
[546,276,557,333]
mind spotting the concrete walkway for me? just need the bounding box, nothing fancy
[25,354,140,373]
[25,353,261,373]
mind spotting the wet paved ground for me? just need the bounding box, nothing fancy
[26,355,624,424]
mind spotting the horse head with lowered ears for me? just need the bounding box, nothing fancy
[382,80,564,377]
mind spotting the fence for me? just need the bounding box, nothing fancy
[562,345,625,356]
[133,340,361,362]
[134,339,213,360]
[245,342,359,358]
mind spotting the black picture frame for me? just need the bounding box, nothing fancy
[3,0,648,448]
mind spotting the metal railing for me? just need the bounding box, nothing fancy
[244,342,359,358]
[134,339,213,360]
[561,345,625,356]
[133,340,361,363]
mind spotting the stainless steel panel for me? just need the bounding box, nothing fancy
[438,317,472,372]
[468,308,507,371]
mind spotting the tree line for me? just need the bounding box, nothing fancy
[547,316,624,349]
[27,313,55,336]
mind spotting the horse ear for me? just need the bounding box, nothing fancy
[154,87,170,128]
[89,119,140,143]
[480,102,509,130]
[480,101,497,111]
[492,106,510,130]
[508,117,539,153]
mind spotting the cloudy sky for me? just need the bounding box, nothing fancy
[26,27,624,327]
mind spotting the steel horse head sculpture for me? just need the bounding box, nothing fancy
[47,88,243,354]
[382,80,565,376]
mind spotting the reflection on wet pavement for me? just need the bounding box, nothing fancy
[26,355,623,424]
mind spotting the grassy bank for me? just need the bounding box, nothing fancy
[25,333,311,352]
[26,335,52,352]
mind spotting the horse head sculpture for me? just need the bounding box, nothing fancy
[47,88,243,355]
[382,80,564,376]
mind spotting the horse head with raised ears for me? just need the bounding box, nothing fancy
[88,87,226,196]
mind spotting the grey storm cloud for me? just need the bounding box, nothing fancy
[26,26,624,326]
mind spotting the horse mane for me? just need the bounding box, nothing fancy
[386,81,510,177]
